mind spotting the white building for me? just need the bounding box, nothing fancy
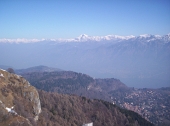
[82,122,93,126]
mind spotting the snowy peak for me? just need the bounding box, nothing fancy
[79,34,89,38]
[73,34,168,43]
[135,34,163,42]
[104,35,135,40]
[0,34,170,43]
[74,34,135,42]
[162,33,170,42]
[139,34,153,38]
[76,34,90,41]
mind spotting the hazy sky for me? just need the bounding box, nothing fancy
[0,0,170,39]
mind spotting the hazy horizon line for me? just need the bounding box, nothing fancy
[0,33,169,43]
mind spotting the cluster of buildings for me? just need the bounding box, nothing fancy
[111,88,170,125]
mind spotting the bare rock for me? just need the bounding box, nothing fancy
[0,69,41,126]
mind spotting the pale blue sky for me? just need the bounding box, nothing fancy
[0,0,170,39]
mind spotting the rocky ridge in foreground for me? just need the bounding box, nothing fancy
[0,69,41,126]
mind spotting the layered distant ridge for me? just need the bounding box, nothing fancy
[0,33,170,43]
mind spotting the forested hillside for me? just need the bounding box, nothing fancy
[37,90,153,126]
[21,70,170,125]
[0,69,154,126]
[22,71,128,102]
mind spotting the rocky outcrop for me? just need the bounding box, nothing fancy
[0,69,41,126]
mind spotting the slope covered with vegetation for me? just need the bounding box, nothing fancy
[37,90,153,126]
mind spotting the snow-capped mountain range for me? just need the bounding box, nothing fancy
[0,33,170,43]
[0,33,170,88]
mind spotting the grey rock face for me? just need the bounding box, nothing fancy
[0,69,41,125]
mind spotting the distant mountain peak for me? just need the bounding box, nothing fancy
[139,34,152,38]
[0,33,170,43]
[76,34,90,41]
[15,65,62,74]
[80,34,88,37]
